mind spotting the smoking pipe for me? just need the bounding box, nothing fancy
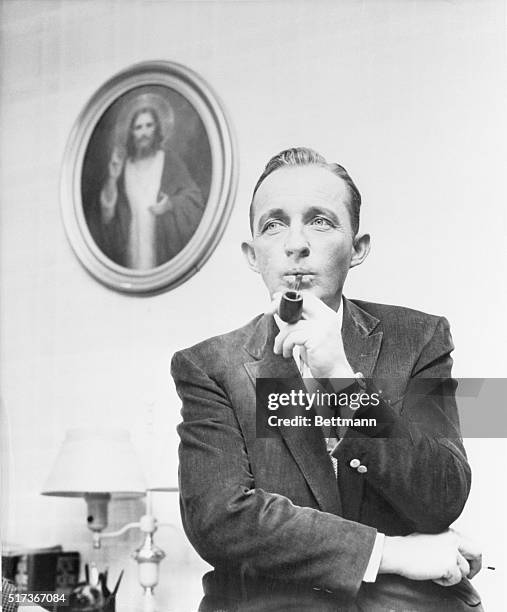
[279,274,303,324]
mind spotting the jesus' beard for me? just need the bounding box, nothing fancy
[132,136,160,160]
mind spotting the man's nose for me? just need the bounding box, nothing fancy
[284,225,310,258]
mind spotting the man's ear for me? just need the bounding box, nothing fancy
[241,240,259,273]
[350,233,371,269]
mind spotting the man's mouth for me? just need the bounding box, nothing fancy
[283,272,315,286]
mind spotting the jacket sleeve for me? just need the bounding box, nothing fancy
[172,348,377,600]
[335,316,471,533]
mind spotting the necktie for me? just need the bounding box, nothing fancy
[298,354,340,476]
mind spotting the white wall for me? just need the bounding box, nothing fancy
[1,1,506,610]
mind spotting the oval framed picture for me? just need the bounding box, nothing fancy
[61,60,237,294]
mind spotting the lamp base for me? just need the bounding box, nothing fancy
[84,492,111,533]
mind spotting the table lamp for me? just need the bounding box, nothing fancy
[41,428,146,535]
[41,428,178,612]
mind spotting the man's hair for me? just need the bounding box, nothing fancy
[126,106,163,158]
[249,147,361,235]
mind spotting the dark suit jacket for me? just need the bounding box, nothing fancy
[172,298,482,611]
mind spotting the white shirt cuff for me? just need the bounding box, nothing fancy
[362,532,385,582]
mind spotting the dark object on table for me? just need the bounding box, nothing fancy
[68,567,123,612]
[2,549,80,596]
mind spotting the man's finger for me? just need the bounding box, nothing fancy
[280,330,308,358]
[460,549,482,579]
[433,563,462,587]
[457,534,482,579]
[273,325,291,354]
[273,320,307,354]
[457,553,471,579]
[467,554,482,579]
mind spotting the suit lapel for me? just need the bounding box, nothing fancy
[243,316,342,515]
[242,300,383,520]
[338,298,383,521]
[342,297,383,378]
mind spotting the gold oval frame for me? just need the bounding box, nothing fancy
[61,60,237,295]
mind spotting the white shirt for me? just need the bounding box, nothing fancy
[273,297,384,582]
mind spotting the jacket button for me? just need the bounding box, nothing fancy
[357,464,368,474]
[349,458,360,468]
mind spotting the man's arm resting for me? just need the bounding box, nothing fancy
[336,318,471,532]
[172,348,481,597]
[172,349,377,600]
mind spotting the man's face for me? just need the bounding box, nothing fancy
[243,166,369,310]
[132,111,157,156]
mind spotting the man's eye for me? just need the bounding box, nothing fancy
[311,217,333,229]
[263,220,285,233]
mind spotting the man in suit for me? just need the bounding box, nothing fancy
[172,148,482,611]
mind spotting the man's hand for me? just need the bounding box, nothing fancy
[455,531,483,580]
[380,530,482,586]
[101,148,124,218]
[108,147,125,180]
[150,192,173,215]
[268,292,354,380]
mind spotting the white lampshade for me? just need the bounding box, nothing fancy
[42,428,146,498]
